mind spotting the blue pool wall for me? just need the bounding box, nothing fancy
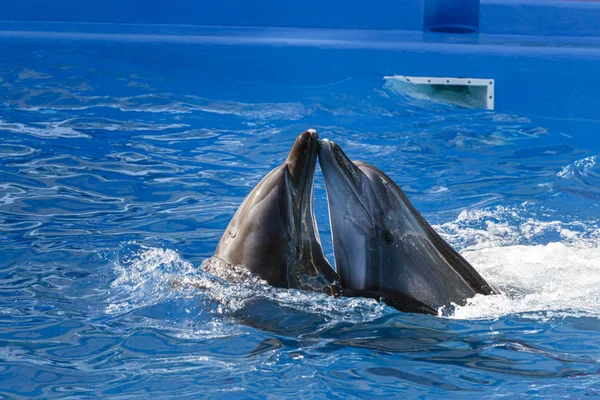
[424,0,480,33]
[2,0,600,122]
[4,0,600,36]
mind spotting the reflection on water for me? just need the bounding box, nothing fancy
[2,42,600,398]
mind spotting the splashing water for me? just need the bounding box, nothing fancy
[107,246,391,326]
[106,206,600,325]
[106,243,198,314]
[457,242,600,320]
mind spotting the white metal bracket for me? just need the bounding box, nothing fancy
[384,75,495,110]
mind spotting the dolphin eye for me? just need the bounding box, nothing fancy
[381,228,394,246]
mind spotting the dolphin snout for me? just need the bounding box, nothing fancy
[286,129,319,189]
[320,139,362,187]
[295,129,319,154]
[319,138,333,150]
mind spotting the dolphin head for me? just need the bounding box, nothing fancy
[319,139,493,313]
[317,140,376,289]
[215,130,340,295]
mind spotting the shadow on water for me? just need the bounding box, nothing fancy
[232,297,600,383]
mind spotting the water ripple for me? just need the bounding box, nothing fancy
[0,119,89,139]
[2,43,600,398]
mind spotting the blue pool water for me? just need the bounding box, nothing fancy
[2,35,600,398]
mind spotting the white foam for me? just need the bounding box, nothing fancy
[554,155,600,199]
[434,205,600,320]
[453,243,600,320]
[557,156,597,179]
[435,204,600,251]
[106,243,197,314]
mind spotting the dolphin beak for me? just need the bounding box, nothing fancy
[319,139,371,225]
[319,139,362,187]
[286,129,319,190]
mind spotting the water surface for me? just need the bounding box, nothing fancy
[2,38,600,398]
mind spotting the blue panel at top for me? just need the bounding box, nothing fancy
[4,0,600,37]
[1,0,424,30]
[480,0,600,37]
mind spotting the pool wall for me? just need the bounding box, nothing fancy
[2,0,600,121]
[4,0,600,36]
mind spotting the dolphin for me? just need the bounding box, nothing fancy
[214,130,340,295]
[318,139,494,314]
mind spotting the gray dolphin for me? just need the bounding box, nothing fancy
[318,139,494,314]
[214,130,340,295]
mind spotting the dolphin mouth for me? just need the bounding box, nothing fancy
[319,139,370,216]
[286,129,319,203]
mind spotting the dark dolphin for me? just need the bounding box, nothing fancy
[214,130,340,295]
[318,139,494,314]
